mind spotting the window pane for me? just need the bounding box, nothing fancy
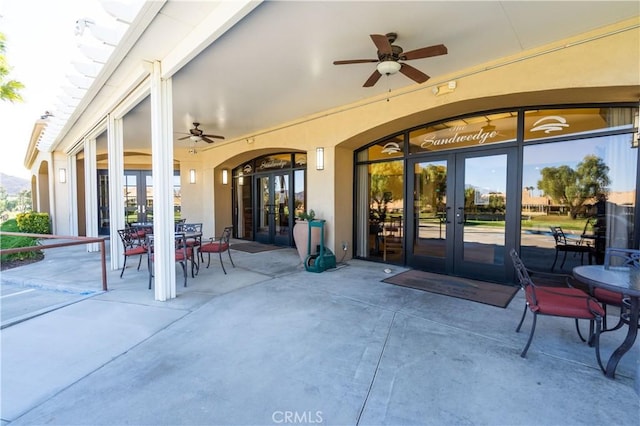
[524,107,637,142]
[365,160,404,264]
[255,154,292,171]
[365,136,404,160]
[520,133,637,271]
[409,112,517,153]
[294,153,307,168]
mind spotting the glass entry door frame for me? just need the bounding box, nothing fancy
[123,170,154,226]
[254,171,293,246]
[98,169,180,235]
[407,147,518,282]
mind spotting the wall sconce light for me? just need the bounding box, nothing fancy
[222,168,229,185]
[59,168,67,183]
[189,169,196,184]
[316,147,324,170]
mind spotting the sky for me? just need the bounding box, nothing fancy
[0,0,115,179]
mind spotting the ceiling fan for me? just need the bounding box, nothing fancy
[178,122,225,144]
[333,32,447,87]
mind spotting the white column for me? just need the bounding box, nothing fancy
[68,153,79,237]
[107,114,125,268]
[46,152,56,233]
[84,138,99,252]
[150,60,176,301]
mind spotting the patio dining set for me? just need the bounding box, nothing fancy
[511,246,640,380]
[116,222,235,289]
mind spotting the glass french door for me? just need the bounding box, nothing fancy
[123,171,154,225]
[408,148,516,282]
[255,172,292,245]
[98,170,181,235]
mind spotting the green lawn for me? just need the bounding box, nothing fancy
[0,219,41,261]
[521,214,588,232]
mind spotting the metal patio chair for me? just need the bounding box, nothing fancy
[199,226,235,274]
[549,226,593,271]
[590,248,640,332]
[146,232,190,289]
[117,228,147,278]
[510,249,603,361]
[175,222,203,276]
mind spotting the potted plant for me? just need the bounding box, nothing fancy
[293,209,322,262]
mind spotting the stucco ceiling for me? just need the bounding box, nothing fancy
[113,1,639,151]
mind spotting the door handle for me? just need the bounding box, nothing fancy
[456,207,464,224]
[445,206,451,224]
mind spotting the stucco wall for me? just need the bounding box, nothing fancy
[37,19,640,252]
[192,21,639,253]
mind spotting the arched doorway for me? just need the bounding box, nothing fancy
[355,105,639,283]
[232,152,307,246]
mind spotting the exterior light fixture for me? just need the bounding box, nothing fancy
[222,169,229,185]
[59,168,67,184]
[432,80,457,96]
[189,169,196,184]
[376,61,401,76]
[316,147,324,170]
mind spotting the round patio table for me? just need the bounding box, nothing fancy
[573,265,640,379]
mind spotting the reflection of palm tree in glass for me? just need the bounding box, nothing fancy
[422,164,446,214]
[370,161,403,221]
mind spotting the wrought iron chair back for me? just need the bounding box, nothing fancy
[175,222,203,276]
[199,226,235,274]
[117,228,147,278]
[592,248,640,332]
[604,247,640,269]
[549,226,593,271]
[146,232,189,289]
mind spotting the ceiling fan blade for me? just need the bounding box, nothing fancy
[178,135,191,140]
[363,70,382,87]
[399,63,430,84]
[333,59,378,65]
[201,136,216,144]
[370,34,392,55]
[402,44,448,60]
[203,134,225,140]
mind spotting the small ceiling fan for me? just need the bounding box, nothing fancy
[178,122,225,144]
[333,32,447,87]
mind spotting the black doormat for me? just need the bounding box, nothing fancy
[382,270,519,308]
[230,242,284,253]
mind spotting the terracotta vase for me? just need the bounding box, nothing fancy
[293,220,322,262]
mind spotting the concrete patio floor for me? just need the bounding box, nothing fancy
[1,240,638,425]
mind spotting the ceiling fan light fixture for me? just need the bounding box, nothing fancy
[377,60,401,75]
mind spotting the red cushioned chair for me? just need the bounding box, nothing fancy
[175,222,203,277]
[146,232,191,289]
[592,248,640,332]
[117,228,147,278]
[510,249,603,362]
[199,226,235,274]
[134,224,153,241]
